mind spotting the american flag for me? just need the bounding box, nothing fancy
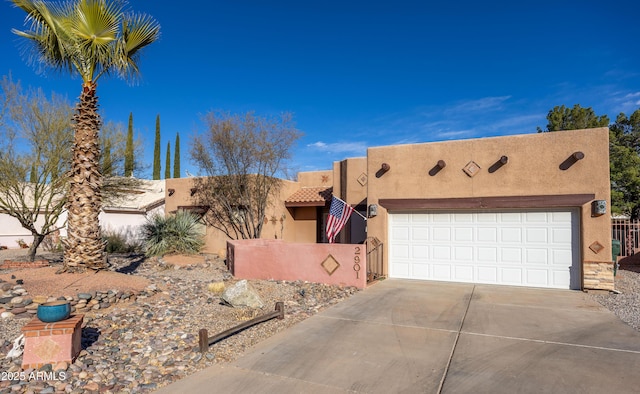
[326,196,355,243]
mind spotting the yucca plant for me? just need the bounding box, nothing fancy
[141,211,204,256]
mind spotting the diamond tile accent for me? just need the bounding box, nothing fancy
[589,241,604,254]
[321,254,340,276]
[463,161,481,177]
[357,173,368,186]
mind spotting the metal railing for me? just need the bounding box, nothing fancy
[366,237,384,283]
[612,218,640,257]
[199,302,284,353]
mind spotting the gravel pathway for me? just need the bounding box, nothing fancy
[0,254,358,393]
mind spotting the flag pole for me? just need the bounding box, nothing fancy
[332,195,367,220]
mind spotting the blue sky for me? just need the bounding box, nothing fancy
[2,1,639,179]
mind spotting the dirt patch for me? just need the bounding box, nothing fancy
[161,254,208,267]
[0,267,150,298]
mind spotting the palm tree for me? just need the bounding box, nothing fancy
[11,0,160,272]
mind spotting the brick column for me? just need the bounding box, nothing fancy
[21,314,84,369]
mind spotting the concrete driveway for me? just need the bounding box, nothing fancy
[155,280,640,393]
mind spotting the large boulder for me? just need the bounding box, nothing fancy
[221,280,264,308]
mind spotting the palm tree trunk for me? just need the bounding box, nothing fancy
[62,83,106,272]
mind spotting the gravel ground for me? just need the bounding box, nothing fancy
[589,266,640,331]
[0,252,359,393]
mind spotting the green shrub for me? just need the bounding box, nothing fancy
[102,228,144,254]
[141,211,204,256]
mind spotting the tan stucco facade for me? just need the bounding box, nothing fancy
[365,127,612,290]
[165,177,301,254]
[166,127,613,290]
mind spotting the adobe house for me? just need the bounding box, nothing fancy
[167,127,613,291]
[164,177,302,255]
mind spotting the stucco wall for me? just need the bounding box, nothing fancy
[365,128,612,289]
[288,206,317,243]
[166,177,302,255]
[99,205,164,242]
[330,158,367,204]
[228,239,367,288]
[297,170,333,188]
[0,212,67,249]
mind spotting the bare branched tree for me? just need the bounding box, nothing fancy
[0,76,71,261]
[190,111,301,240]
[0,76,147,260]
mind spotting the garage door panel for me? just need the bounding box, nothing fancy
[433,264,451,280]
[478,247,497,262]
[478,228,497,242]
[526,269,549,286]
[501,248,522,263]
[501,212,522,222]
[411,261,430,279]
[501,228,522,242]
[392,262,410,278]
[392,226,410,240]
[553,270,571,287]
[433,214,452,223]
[412,227,429,240]
[412,245,428,259]
[454,265,473,281]
[433,228,451,241]
[501,267,523,284]
[389,210,579,289]
[392,244,410,259]
[526,228,547,243]
[525,212,548,222]
[478,266,498,282]
[525,249,548,264]
[454,213,473,223]
[552,249,572,265]
[433,246,451,260]
[552,228,571,243]
[552,211,572,222]
[454,246,473,261]
[477,213,498,223]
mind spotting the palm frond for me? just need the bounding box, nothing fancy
[114,12,160,80]
[11,0,160,85]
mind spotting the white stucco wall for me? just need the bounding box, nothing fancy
[99,205,165,242]
[0,212,68,249]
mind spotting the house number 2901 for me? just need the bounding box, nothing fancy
[353,246,361,279]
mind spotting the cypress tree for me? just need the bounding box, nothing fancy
[173,132,180,178]
[153,114,161,180]
[30,163,37,183]
[103,140,112,177]
[124,112,134,177]
[165,142,171,179]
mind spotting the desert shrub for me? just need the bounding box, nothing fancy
[102,228,144,254]
[141,211,204,256]
[42,230,63,252]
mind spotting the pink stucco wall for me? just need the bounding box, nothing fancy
[227,239,367,289]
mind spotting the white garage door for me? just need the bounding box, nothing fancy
[389,210,580,289]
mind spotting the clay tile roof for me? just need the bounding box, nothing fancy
[285,187,333,207]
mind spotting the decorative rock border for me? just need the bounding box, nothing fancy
[0,282,160,320]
